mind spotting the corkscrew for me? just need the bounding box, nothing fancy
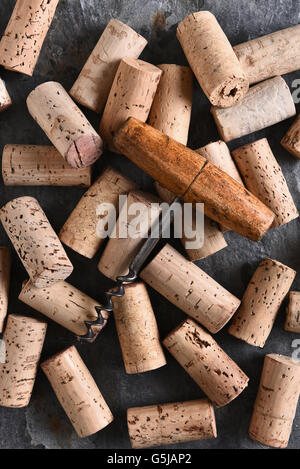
[78,197,181,342]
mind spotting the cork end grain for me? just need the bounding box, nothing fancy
[66,134,103,168]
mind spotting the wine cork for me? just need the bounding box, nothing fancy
[232,138,299,228]
[41,346,114,438]
[0,247,11,333]
[229,258,296,348]
[98,190,161,281]
[0,78,12,112]
[281,114,300,160]
[99,58,162,151]
[163,318,249,407]
[196,140,244,231]
[70,19,147,113]
[211,76,296,142]
[249,354,300,448]
[27,81,103,168]
[127,398,217,449]
[19,280,109,340]
[2,144,91,187]
[140,244,240,334]
[0,196,73,288]
[234,25,300,85]
[155,182,227,261]
[177,11,248,108]
[285,291,300,333]
[114,118,275,241]
[0,0,59,76]
[0,314,47,408]
[59,166,138,259]
[148,64,193,144]
[112,281,166,374]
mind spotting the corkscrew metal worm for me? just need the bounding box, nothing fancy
[78,197,182,342]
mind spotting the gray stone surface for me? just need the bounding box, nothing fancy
[0,0,299,450]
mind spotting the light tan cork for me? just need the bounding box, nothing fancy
[0,196,73,288]
[196,140,244,231]
[127,398,217,449]
[249,354,300,448]
[285,291,300,333]
[98,190,161,281]
[211,76,296,142]
[140,244,240,334]
[59,166,138,259]
[27,81,103,168]
[163,318,249,407]
[0,78,12,112]
[281,114,300,160]
[234,25,300,85]
[228,258,296,348]
[41,345,114,438]
[99,58,162,151]
[154,182,227,261]
[0,247,11,333]
[19,280,109,340]
[232,138,298,228]
[0,0,59,76]
[0,314,47,408]
[70,19,147,113]
[112,281,166,374]
[2,144,91,187]
[177,11,248,107]
[148,64,193,144]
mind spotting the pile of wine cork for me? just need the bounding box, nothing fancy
[0,2,299,451]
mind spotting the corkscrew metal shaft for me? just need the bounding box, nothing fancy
[78,197,181,342]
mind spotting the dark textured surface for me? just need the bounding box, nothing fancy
[0,0,299,449]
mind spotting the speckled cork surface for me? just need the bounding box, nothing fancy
[0,0,299,449]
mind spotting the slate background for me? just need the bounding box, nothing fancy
[0,0,299,449]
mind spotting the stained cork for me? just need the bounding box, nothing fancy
[27,81,103,168]
[2,144,91,187]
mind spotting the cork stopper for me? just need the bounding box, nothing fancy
[112,281,166,374]
[41,345,114,438]
[285,291,300,333]
[0,196,73,288]
[0,247,11,333]
[0,78,12,112]
[163,318,249,407]
[249,353,300,448]
[0,314,47,408]
[70,19,147,113]
[27,81,103,168]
